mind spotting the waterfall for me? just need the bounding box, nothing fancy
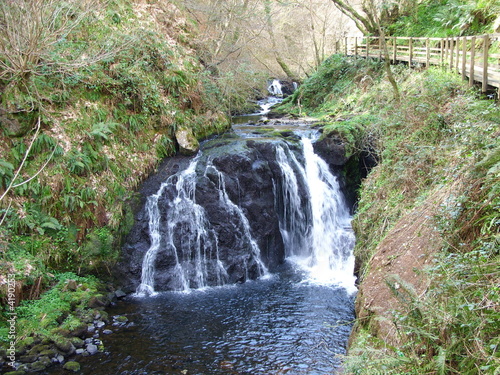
[275,135,356,292]
[135,156,267,296]
[136,156,214,296]
[274,145,310,256]
[268,79,283,97]
[134,131,355,295]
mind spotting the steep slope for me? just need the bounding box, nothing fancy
[279,55,499,374]
[0,0,230,358]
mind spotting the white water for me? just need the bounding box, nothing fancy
[136,157,267,296]
[275,135,357,293]
[136,130,356,295]
[268,79,283,97]
[136,157,206,296]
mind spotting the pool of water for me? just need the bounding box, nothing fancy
[48,263,355,375]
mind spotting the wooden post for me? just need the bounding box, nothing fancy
[426,38,430,67]
[482,34,489,92]
[461,37,467,80]
[379,37,382,60]
[366,37,369,58]
[470,36,476,87]
[335,39,338,54]
[455,37,460,72]
[393,37,397,64]
[345,37,348,55]
[355,37,358,57]
[444,38,449,67]
[450,38,454,70]
[409,37,413,66]
[441,39,444,65]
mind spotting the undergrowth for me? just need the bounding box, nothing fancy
[283,55,500,374]
[0,0,231,343]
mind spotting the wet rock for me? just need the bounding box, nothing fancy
[53,338,75,354]
[63,361,81,372]
[103,329,113,335]
[19,355,37,363]
[87,295,109,309]
[28,345,49,356]
[69,337,84,349]
[114,315,128,323]
[29,359,48,372]
[114,289,127,299]
[86,344,98,355]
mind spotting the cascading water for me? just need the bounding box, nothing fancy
[55,117,358,375]
[268,79,283,96]
[274,134,357,293]
[135,155,267,295]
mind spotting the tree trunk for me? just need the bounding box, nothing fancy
[329,0,378,35]
[264,0,299,81]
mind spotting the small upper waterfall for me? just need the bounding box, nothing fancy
[268,79,283,97]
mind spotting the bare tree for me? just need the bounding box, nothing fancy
[0,0,119,85]
[329,0,379,35]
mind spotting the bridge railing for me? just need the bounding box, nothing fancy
[336,34,500,93]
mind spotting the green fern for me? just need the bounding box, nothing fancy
[0,159,14,189]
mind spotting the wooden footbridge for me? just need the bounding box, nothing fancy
[337,34,500,95]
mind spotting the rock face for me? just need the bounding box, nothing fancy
[175,127,199,155]
[118,138,289,292]
[117,132,350,293]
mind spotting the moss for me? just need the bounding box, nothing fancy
[63,361,81,372]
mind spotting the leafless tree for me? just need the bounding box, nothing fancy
[0,0,120,85]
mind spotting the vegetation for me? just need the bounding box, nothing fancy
[0,0,231,346]
[280,53,499,374]
[1,0,498,372]
[329,0,500,37]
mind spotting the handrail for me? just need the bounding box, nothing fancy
[336,34,500,94]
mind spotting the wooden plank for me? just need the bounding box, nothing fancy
[409,37,413,66]
[392,37,397,64]
[426,38,430,67]
[450,38,454,70]
[470,36,476,87]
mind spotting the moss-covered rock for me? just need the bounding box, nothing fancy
[62,361,81,372]
[175,127,200,155]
